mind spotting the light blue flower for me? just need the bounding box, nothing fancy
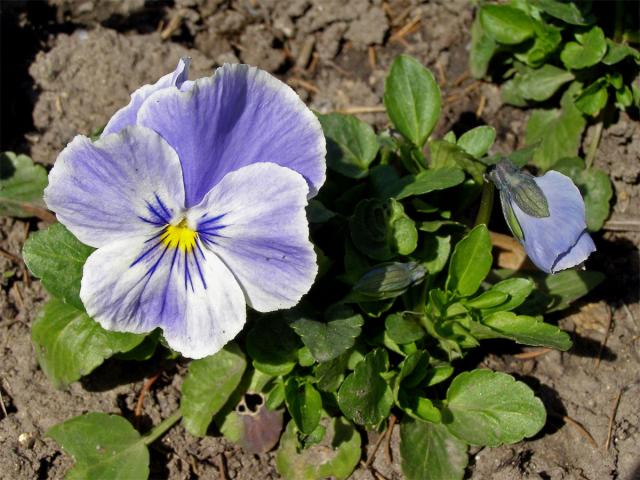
[489,160,596,274]
[44,59,326,358]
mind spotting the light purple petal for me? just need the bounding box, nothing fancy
[187,162,317,312]
[44,125,185,248]
[510,170,596,273]
[137,63,326,208]
[80,234,246,359]
[101,57,191,137]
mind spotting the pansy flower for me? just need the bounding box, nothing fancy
[489,160,595,274]
[44,60,326,358]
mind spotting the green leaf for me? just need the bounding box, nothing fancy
[525,94,586,171]
[352,262,425,301]
[482,311,572,350]
[307,200,336,223]
[32,299,145,388]
[429,140,485,184]
[516,21,562,68]
[575,80,609,116]
[385,167,465,200]
[446,224,492,298]
[284,378,323,435]
[315,351,351,393]
[553,157,613,231]
[385,312,425,344]
[246,316,301,376]
[480,5,534,45]
[318,113,379,179]
[560,26,607,70]
[181,343,247,436]
[337,348,393,427]
[275,417,361,480]
[384,55,441,147]
[418,234,451,275]
[400,418,468,480]
[480,277,534,315]
[48,412,149,480]
[602,39,640,65]
[0,152,48,218]
[516,65,575,102]
[470,15,498,78]
[23,223,94,310]
[457,126,496,158]
[443,369,546,446]
[292,308,364,362]
[528,0,591,25]
[542,269,604,312]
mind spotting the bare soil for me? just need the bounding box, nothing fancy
[1,1,638,479]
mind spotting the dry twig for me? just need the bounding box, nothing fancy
[134,371,162,420]
[335,106,386,115]
[390,16,422,43]
[552,413,598,449]
[605,388,623,452]
[287,77,320,94]
[514,348,552,360]
[594,304,613,368]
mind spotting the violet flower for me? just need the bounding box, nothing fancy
[44,59,326,358]
[489,160,595,274]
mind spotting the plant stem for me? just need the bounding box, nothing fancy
[586,121,603,169]
[474,181,495,227]
[141,410,182,446]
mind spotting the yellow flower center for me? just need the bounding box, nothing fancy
[161,219,197,252]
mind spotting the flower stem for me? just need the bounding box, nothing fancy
[474,181,495,227]
[141,410,182,446]
[586,121,603,169]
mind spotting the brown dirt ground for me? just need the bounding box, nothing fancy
[1,1,639,479]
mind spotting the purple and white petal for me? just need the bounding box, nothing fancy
[511,171,596,273]
[137,63,326,208]
[45,125,185,248]
[80,235,246,359]
[187,162,317,312]
[102,57,191,137]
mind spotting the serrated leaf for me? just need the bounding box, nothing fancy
[525,96,586,171]
[292,308,363,362]
[32,299,145,388]
[400,418,468,480]
[480,5,534,45]
[276,417,361,480]
[318,113,379,179]
[23,223,94,310]
[284,378,323,435]
[48,413,149,480]
[482,311,572,350]
[384,55,441,147]
[560,26,607,70]
[181,343,246,436]
[457,126,496,158]
[446,224,492,297]
[0,152,48,217]
[443,369,546,446]
[337,348,393,427]
[246,316,301,376]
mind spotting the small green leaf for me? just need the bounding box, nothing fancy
[337,348,393,427]
[446,224,492,298]
[481,311,572,350]
[443,369,546,446]
[32,299,145,388]
[457,126,496,158]
[528,0,591,25]
[23,223,94,310]
[0,152,48,218]
[276,417,361,480]
[553,157,612,231]
[417,234,451,275]
[352,262,425,301]
[480,5,534,45]
[542,269,604,312]
[560,26,607,70]
[516,65,575,102]
[429,140,485,184]
[575,80,609,116]
[385,313,425,344]
[602,39,640,65]
[291,307,364,362]
[318,113,379,179]
[400,418,468,480]
[525,93,586,171]
[480,277,534,315]
[48,412,149,480]
[386,167,465,200]
[384,55,441,147]
[181,343,247,436]
[470,15,498,78]
[315,351,350,393]
[246,316,301,376]
[285,378,323,435]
